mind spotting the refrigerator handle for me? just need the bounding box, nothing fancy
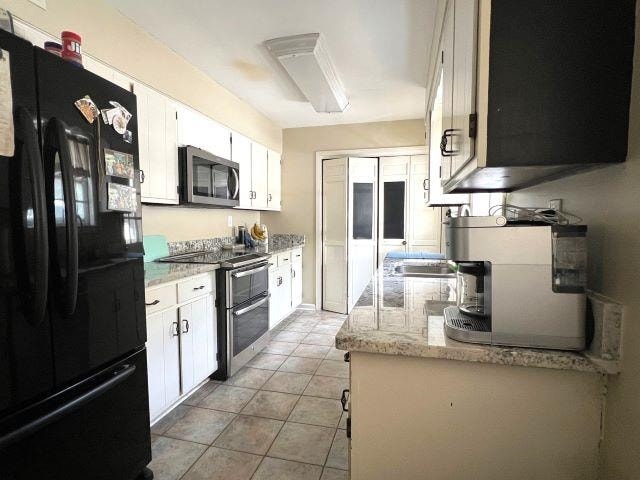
[14,107,48,325]
[44,118,79,316]
[0,363,136,449]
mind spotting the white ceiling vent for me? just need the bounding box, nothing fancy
[265,33,349,113]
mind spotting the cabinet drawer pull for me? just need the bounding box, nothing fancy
[192,285,205,291]
[145,299,160,306]
[341,389,350,412]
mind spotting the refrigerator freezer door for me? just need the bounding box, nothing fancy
[35,49,146,388]
[0,29,55,417]
[0,347,152,480]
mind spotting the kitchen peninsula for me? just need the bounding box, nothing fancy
[336,257,622,480]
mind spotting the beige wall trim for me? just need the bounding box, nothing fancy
[314,145,428,309]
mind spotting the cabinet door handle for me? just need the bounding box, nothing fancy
[182,319,190,333]
[172,321,180,337]
[341,389,350,412]
[139,169,145,184]
[440,129,459,157]
[423,178,428,190]
[145,299,160,306]
[291,269,296,279]
[192,285,205,291]
[268,193,272,202]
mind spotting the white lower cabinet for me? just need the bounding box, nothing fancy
[146,307,180,420]
[269,264,291,329]
[269,248,303,330]
[291,251,303,309]
[179,295,216,394]
[145,274,217,423]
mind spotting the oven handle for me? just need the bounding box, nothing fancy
[232,264,269,278]
[234,294,271,316]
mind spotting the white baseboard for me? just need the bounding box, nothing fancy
[297,303,317,311]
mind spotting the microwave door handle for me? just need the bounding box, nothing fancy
[231,167,239,200]
[44,118,79,316]
[232,264,269,278]
[234,294,270,316]
[15,107,49,325]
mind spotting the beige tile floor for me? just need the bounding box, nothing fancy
[149,309,350,480]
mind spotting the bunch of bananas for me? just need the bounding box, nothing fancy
[250,223,268,241]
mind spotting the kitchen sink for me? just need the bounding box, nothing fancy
[394,264,455,278]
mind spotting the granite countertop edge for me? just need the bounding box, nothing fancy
[334,257,615,375]
[335,326,603,374]
[144,241,305,288]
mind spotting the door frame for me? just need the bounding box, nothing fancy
[314,146,428,310]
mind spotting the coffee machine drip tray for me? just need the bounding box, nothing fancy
[444,306,492,345]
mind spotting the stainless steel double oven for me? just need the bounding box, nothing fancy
[157,251,271,380]
[216,254,271,378]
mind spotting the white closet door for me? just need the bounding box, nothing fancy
[378,156,410,264]
[408,155,441,253]
[348,157,378,311]
[232,133,253,208]
[322,158,348,314]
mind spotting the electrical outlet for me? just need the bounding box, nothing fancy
[227,215,233,227]
[548,199,562,211]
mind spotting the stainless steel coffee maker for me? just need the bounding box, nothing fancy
[444,216,587,350]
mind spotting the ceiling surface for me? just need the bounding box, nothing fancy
[107,0,437,128]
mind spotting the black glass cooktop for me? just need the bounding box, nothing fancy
[157,251,270,268]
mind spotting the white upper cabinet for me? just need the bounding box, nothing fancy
[134,82,179,204]
[408,156,441,253]
[233,136,282,211]
[267,150,281,211]
[250,142,269,210]
[232,133,253,208]
[177,107,231,160]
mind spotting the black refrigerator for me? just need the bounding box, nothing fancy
[0,29,152,480]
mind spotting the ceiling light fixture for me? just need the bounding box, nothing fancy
[264,33,349,113]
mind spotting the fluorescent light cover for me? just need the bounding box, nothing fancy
[265,33,348,113]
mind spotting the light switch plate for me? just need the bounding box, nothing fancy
[28,0,47,10]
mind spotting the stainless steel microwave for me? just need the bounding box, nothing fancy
[179,145,239,207]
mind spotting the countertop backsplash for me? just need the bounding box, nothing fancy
[166,233,305,256]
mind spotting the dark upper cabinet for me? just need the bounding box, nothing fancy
[438,0,636,193]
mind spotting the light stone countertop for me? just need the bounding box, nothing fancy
[144,241,305,288]
[335,257,617,374]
